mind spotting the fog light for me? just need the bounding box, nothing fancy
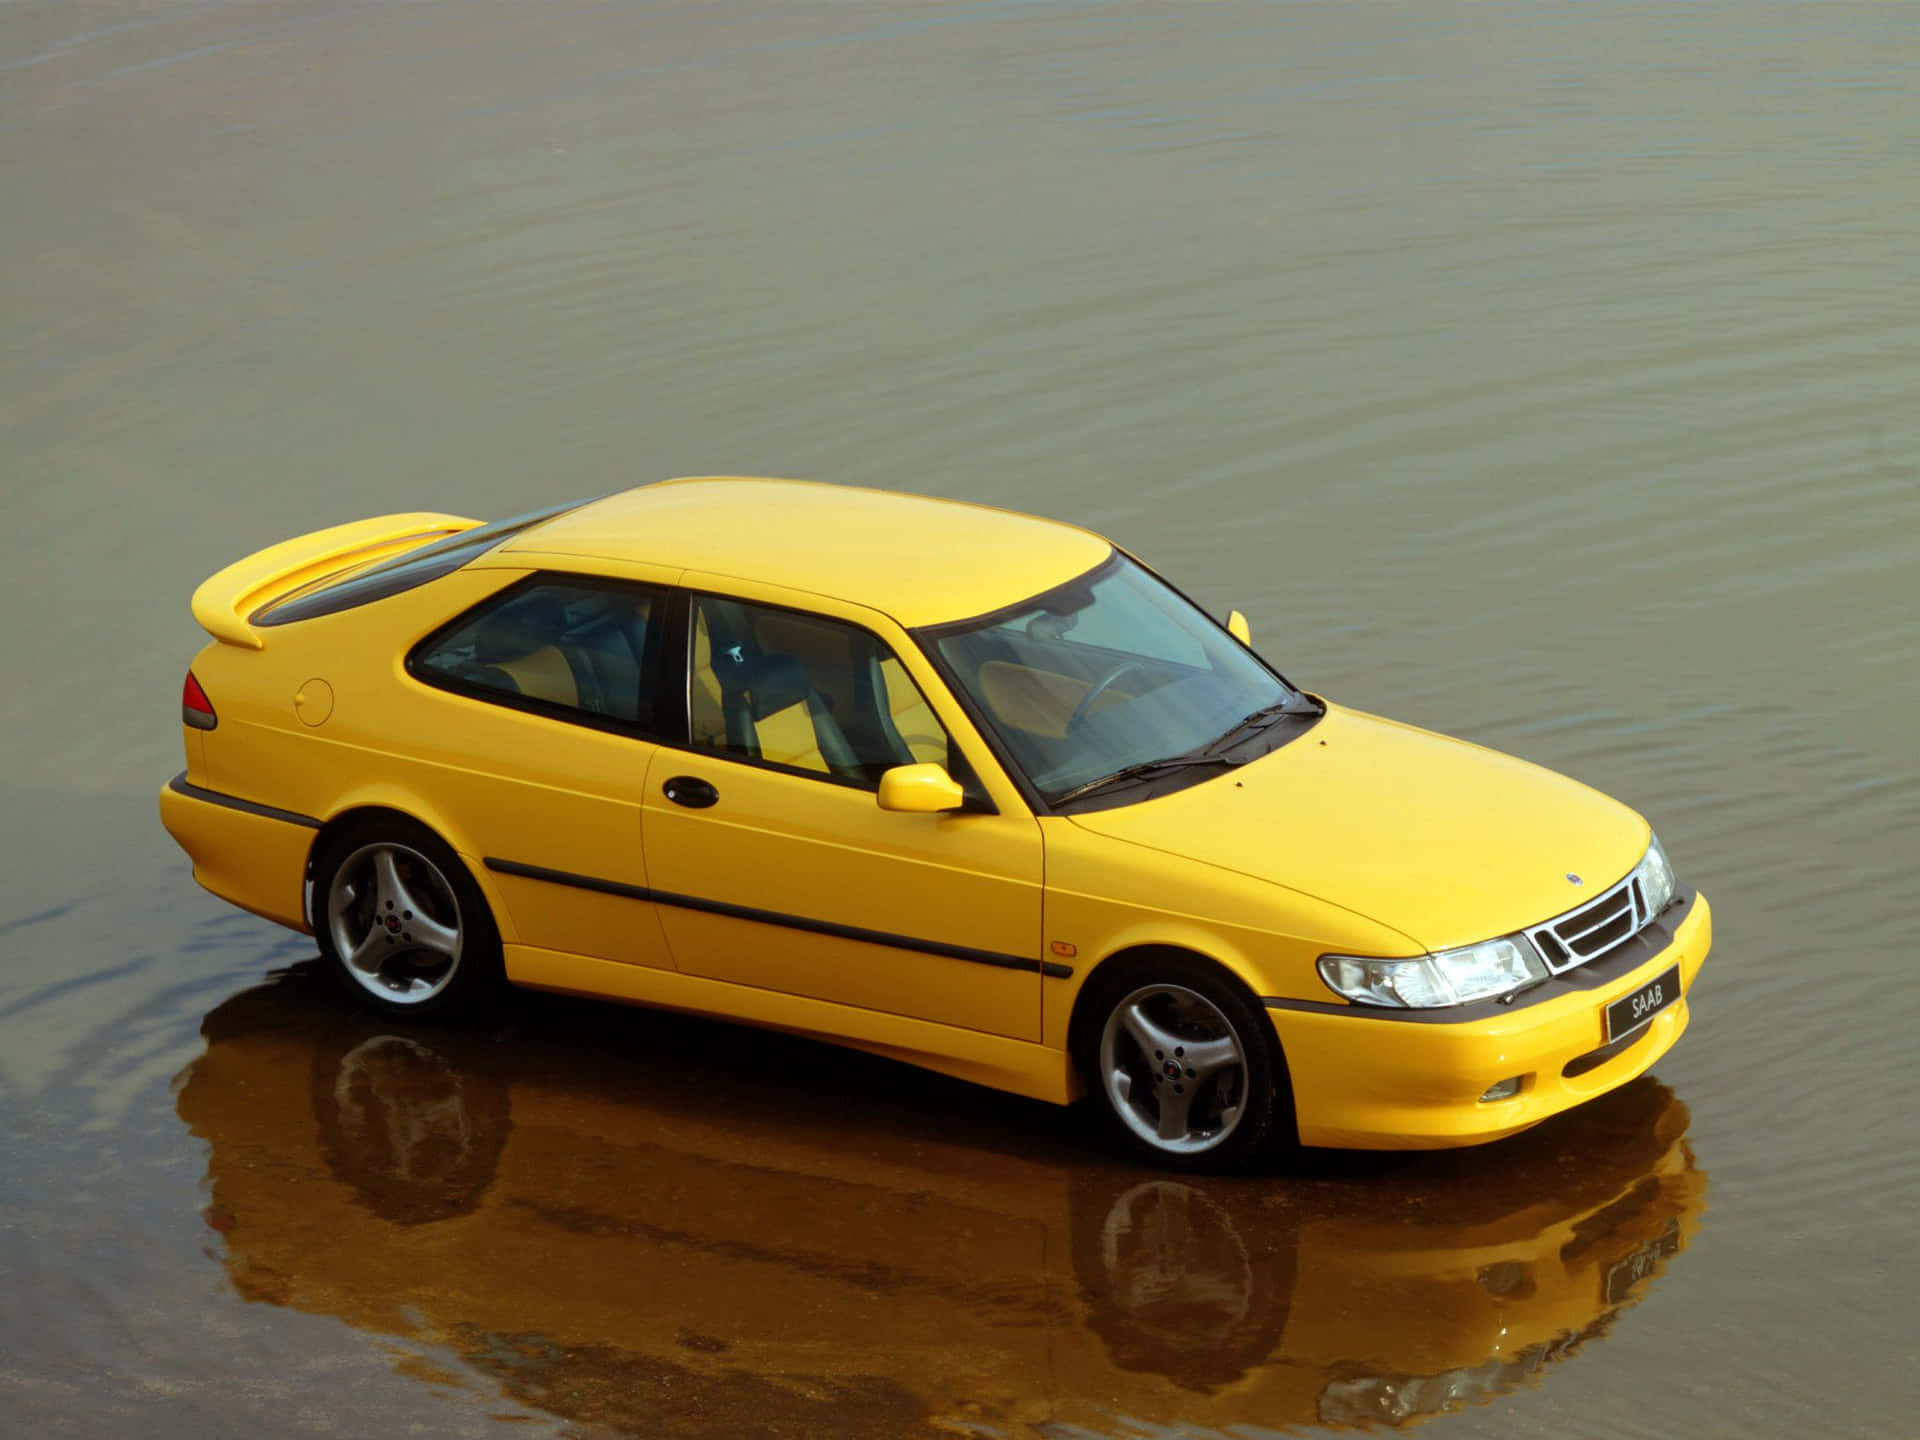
[1479,1076,1524,1102]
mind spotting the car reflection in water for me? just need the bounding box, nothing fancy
[176,965,1707,1437]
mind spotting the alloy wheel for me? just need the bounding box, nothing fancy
[326,841,465,1005]
[1098,982,1249,1155]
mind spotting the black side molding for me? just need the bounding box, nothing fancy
[168,772,321,830]
[484,856,650,902]
[484,856,1072,979]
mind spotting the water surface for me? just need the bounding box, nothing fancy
[3,0,1916,1435]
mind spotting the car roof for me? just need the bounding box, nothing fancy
[492,477,1113,628]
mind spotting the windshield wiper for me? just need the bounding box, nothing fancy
[1049,752,1245,807]
[1199,698,1317,757]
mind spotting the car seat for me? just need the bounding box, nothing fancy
[722,654,862,779]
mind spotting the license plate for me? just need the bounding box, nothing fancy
[1603,1219,1682,1305]
[1605,964,1681,1042]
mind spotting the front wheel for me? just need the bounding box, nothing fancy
[312,818,502,1018]
[1078,956,1293,1172]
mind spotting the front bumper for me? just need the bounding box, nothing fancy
[1270,892,1712,1150]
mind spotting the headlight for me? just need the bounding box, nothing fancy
[1636,832,1677,915]
[1318,935,1545,1009]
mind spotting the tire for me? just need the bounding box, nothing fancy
[1069,1171,1298,1387]
[1074,953,1294,1173]
[312,1029,513,1225]
[310,815,503,1019]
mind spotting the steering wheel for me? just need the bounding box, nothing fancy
[1067,661,1148,733]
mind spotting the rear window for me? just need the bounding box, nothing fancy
[253,499,585,627]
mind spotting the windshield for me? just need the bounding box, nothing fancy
[928,555,1304,805]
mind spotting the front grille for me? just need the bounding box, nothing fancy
[1525,870,1653,974]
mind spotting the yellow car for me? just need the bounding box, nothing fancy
[159,477,1712,1170]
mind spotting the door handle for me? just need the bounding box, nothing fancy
[663,775,720,809]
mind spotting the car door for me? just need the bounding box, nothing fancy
[402,572,679,970]
[640,584,1046,1040]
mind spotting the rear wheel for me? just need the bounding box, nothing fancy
[1077,955,1293,1172]
[312,818,501,1018]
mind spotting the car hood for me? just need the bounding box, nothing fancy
[1067,704,1651,953]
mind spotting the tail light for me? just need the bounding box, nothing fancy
[182,671,218,731]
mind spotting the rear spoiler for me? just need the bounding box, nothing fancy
[191,512,480,649]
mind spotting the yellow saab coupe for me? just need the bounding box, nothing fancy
[160,478,1711,1170]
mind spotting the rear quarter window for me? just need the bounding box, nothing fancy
[410,578,671,734]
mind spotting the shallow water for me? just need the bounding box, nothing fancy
[3,0,1917,1435]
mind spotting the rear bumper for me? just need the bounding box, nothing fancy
[159,773,317,932]
[1270,893,1712,1150]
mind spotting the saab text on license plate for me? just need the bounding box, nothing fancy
[1604,964,1680,1043]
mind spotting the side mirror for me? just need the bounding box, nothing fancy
[1226,610,1253,647]
[877,763,966,814]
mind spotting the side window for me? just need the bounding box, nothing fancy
[690,596,953,785]
[414,580,663,728]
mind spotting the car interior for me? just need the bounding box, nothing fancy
[934,621,1171,788]
[690,598,952,785]
[419,583,660,725]
[415,583,960,791]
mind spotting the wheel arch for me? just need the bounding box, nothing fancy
[304,799,512,941]
[1066,941,1277,1074]
[1065,940,1300,1161]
